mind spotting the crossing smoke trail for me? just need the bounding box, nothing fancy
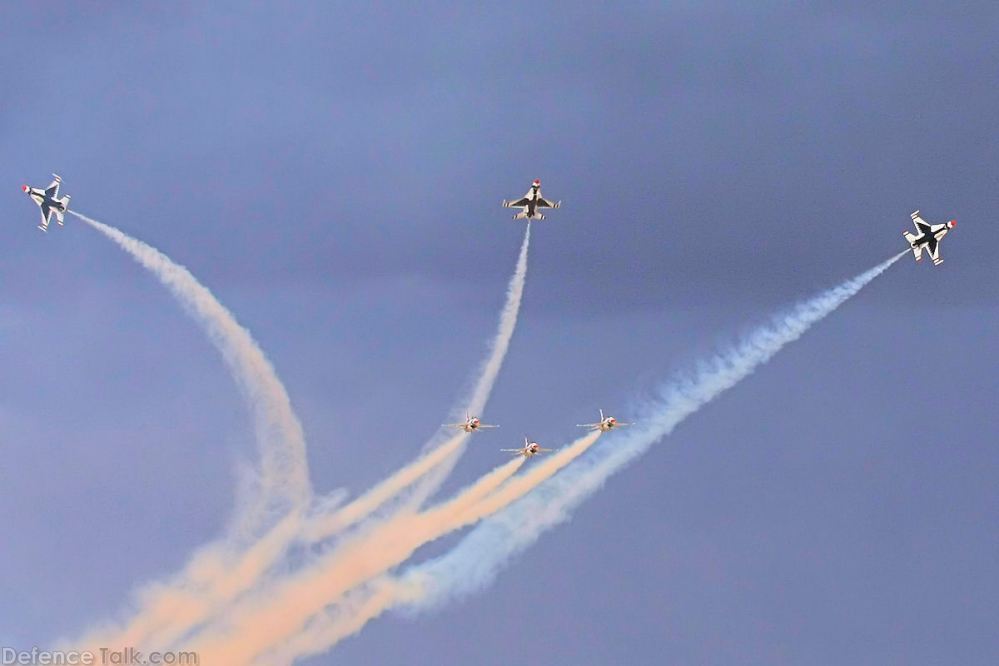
[68,216,531,653]
[189,455,529,664]
[165,224,534,661]
[305,223,533,542]
[186,433,602,664]
[399,252,906,611]
[67,211,311,649]
[263,252,906,658]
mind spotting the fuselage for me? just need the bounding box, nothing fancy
[27,188,67,210]
[524,185,541,218]
[910,224,949,249]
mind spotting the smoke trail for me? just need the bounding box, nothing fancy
[76,220,531,654]
[265,252,906,656]
[305,223,532,542]
[400,252,905,611]
[72,211,311,524]
[303,433,465,542]
[189,457,527,665]
[102,512,305,653]
[68,212,311,650]
[466,222,531,417]
[186,431,602,664]
[193,431,600,663]
[258,581,409,666]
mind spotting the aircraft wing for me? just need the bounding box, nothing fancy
[477,424,499,429]
[503,197,530,208]
[911,210,934,234]
[39,203,53,229]
[44,178,60,198]
[535,197,560,209]
[576,423,600,430]
[925,237,942,264]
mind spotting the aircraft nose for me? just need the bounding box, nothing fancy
[949,219,957,228]
[21,185,28,192]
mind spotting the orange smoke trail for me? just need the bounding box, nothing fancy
[188,432,601,664]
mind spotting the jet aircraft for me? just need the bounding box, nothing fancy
[577,409,630,432]
[903,210,956,266]
[22,174,71,232]
[502,437,552,458]
[443,412,499,433]
[501,179,561,221]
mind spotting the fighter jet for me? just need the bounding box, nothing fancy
[443,412,499,433]
[501,179,561,221]
[501,437,552,458]
[577,409,630,432]
[23,174,71,232]
[903,210,956,266]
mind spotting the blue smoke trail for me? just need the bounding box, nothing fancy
[401,252,905,610]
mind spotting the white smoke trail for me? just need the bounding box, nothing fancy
[399,252,905,611]
[72,211,311,524]
[305,223,533,541]
[68,212,311,649]
[262,252,906,656]
[465,222,532,418]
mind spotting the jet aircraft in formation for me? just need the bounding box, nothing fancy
[443,412,499,433]
[22,174,71,232]
[444,407,628,460]
[577,409,630,432]
[502,437,553,458]
[904,210,956,266]
[502,179,561,221]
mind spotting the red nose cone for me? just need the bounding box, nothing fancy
[533,179,541,185]
[21,185,28,192]
[949,219,957,227]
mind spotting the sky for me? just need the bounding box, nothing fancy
[1,2,997,664]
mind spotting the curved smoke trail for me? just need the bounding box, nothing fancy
[67,211,311,650]
[72,212,311,521]
[305,223,532,541]
[267,252,905,657]
[70,216,532,654]
[465,222,532,418]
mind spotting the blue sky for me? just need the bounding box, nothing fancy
[1,3,996,664]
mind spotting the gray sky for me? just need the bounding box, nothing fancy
[1,3,996,664]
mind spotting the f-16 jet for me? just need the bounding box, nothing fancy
[443,412,499,433]
[577,409,630,432]
[903,210,956,266]
[501,437,552,458]
[501,179,561,221]
[22,174,71,232]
